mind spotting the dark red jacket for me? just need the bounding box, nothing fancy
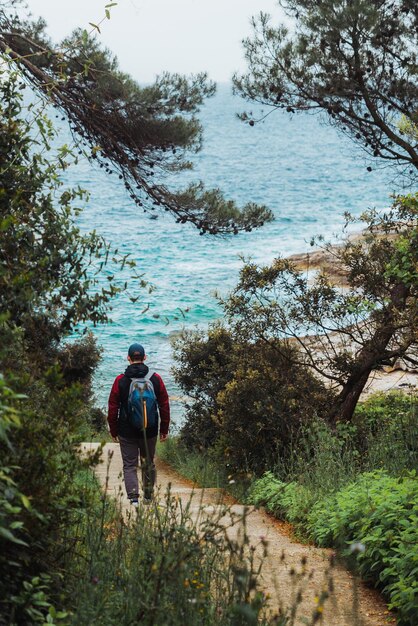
[107,363,170,439]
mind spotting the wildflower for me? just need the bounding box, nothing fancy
[349,542,366,554]
[228,479,236,484]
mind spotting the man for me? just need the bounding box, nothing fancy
[107,342,170,506]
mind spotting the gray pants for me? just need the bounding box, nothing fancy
[119,435,157,500]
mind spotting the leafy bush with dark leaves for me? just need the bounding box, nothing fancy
[173,325,333,475]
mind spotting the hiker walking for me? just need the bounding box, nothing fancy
[107,343,170,506]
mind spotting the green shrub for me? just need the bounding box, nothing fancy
[273,393,418,500]
[277,418,361,493]
[172,324,236,451]
[353,392,418,473]
[173,327,333,476]
[249,472,316,533]
[251,470,418,625]
[0,373,71,625]
[309,470,418,625]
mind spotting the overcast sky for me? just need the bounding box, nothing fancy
[26,0,285,83]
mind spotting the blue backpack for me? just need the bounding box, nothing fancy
[127,373,158,432]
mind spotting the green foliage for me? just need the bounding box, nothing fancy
[0,70,114,623]
[215,340,331,475]
[0,371,71,625]
[0,71,122,344]
[0,364,95,622]
[173,325,333,476]
[234,0,418,179]
[249,473,316,532]
[8,575,69,626]
[172,324,236,451]
[384,194,418,287]
[248,392,418,625]
[0,374,27,549]
[352,391,418,472]
[309,471,418,626]
[58,333,102,390]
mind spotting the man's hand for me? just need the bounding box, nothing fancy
[112,436,119,443]
[160,433,168,442]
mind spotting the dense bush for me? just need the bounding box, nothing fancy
[0,371,72,625]
[173,326,333,475]
[0,71,115,623]
[248,392,418,626]
[250,470,418,625]
[173,324,235,451]
[310,471,418,626]
[0,362,97,623]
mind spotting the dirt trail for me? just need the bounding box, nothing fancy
[82,442,393,626]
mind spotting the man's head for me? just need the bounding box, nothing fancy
[128,343,146,363]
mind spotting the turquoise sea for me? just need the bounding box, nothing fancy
[59,85,396,428]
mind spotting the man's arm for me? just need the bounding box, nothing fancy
[108,375,122,440]
[153,373,170,440]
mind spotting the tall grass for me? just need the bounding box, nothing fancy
[157,437,227,488]
[62,450,341,626]
[275,391,418,499]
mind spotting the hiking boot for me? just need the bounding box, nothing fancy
[130,498,139,508]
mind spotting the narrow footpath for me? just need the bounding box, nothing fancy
[82,442,394,626]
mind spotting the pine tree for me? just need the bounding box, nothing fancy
[0,1,273,234]
[234,0,418,180]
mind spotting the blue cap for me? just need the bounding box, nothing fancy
[128,343,145,360]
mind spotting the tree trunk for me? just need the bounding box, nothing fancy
[332,366,374,423]
[330,283,409,423]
